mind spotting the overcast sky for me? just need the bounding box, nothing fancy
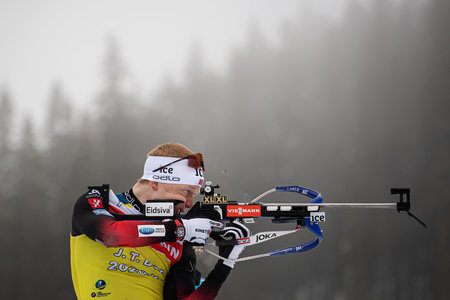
[0,0,348,125]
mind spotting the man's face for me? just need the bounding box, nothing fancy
[153,182,200,215]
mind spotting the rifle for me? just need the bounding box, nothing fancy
[147,181,426,263]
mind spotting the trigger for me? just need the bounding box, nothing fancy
[213,205,223,219]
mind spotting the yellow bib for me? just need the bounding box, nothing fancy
[71,234,172,299]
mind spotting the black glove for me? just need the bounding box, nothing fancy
[217,220,251,268]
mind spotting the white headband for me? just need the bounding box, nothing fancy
[141,156,204,187]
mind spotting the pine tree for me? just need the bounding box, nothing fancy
[0,88,13,154]
[45,82,72,140]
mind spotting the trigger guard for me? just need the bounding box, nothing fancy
[210,231,238,247]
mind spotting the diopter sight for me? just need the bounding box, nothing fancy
[200,181,220,196]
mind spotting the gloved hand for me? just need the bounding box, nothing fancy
[217,220,251,268]
[180,218,224,244]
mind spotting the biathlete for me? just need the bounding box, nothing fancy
[70,142,250,299]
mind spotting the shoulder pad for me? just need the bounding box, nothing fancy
[86,184,110,210]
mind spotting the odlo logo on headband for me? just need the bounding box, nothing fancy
[152,174,181,182]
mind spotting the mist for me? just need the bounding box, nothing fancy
[0,0,448,299]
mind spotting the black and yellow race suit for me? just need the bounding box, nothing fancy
[70,185,230,300]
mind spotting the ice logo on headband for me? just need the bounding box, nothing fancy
[152,165,181,182]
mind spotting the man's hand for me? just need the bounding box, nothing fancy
[217,220,251,268]
[180,218,224,244]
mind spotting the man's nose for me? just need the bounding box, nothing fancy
[185,196,194,209]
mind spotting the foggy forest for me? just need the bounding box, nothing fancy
[0,0,448,299]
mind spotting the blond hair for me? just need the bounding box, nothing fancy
[147,142,194,158]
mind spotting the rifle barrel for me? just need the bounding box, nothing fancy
[259,202,398,209]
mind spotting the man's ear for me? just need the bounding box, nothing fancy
[151,181,159,191]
